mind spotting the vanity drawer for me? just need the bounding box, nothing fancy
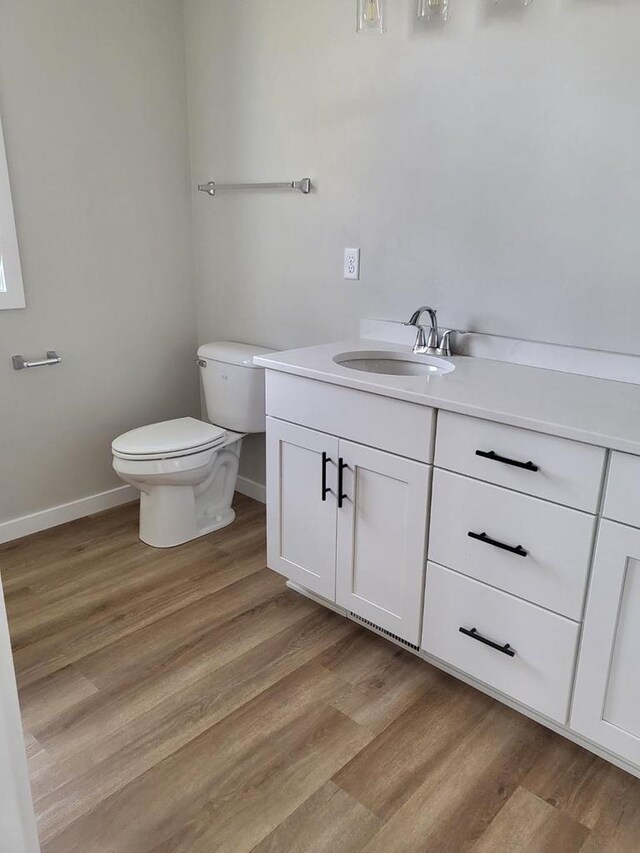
[429,469,595,620]
[266,371,435,463]
[603,452,640,529]
[435,411,605,512]
[422,563,580,724]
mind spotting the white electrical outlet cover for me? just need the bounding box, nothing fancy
[344,248,361,281]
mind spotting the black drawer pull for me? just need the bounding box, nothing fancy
[459,626,515,657]
[475,450,539,472]
[468,531,528,558]
[321,452,332,501]
[338,458,349,508]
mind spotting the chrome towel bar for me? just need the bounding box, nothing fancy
[12,351,62,370]
[197,178,312,197]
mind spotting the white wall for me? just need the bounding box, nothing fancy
[184,0,640,354]
[0,0,200,524]
[184,0,640,486]
[2,0,638,515]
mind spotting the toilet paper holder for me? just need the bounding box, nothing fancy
[12,351,62,370]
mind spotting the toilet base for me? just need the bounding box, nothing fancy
[140,506,236,548]
[197,507,236,537]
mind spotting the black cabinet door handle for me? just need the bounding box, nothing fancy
[459,627,515,657]
[468,531,528,558]
[475,450,539,472]
[321,452,332,501]
[338,458,349,508]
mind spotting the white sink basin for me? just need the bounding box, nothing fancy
[333,350,455,377]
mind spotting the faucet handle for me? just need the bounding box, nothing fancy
[414,325,429,352]
[436,329,454,357]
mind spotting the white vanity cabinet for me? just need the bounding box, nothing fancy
[571,455,640,766]
[266,402,432,645]
[260,353,640,778]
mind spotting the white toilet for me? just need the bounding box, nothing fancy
[112,342,270,548]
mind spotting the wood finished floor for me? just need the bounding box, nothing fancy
[2,494,640,852]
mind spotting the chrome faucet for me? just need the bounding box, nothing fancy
[404,306,454,357]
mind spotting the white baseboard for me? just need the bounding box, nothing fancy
[235,475,266,504]
[0,475,265,546]
[0,485,137,545]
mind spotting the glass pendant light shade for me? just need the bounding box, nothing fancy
[417,0,450,24]
[357,0,386,33]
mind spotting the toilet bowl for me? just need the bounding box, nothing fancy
[112,419,243,548]
[112,342,270,548]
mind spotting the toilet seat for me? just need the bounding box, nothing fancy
[112,417,226,461]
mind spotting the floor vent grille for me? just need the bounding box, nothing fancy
[349,612,420,652]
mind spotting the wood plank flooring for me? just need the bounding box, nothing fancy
[2,494,640,852]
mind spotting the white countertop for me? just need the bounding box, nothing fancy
[255,339,640,456]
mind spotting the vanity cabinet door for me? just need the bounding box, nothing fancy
[336,441,431,645]
[266,418,339,600]
[571,521,640,767]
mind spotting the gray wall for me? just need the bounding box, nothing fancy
[184,0,640,487]
[184,0,640,353]
[2,0,638,517]
[0,0,200,524]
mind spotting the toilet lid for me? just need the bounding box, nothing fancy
[112,417,226,460]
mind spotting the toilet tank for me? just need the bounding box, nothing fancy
[197,341,271,433]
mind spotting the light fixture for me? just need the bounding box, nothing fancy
[492,0,532,7]
[357,0,386,34]
[417,0,450,24]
